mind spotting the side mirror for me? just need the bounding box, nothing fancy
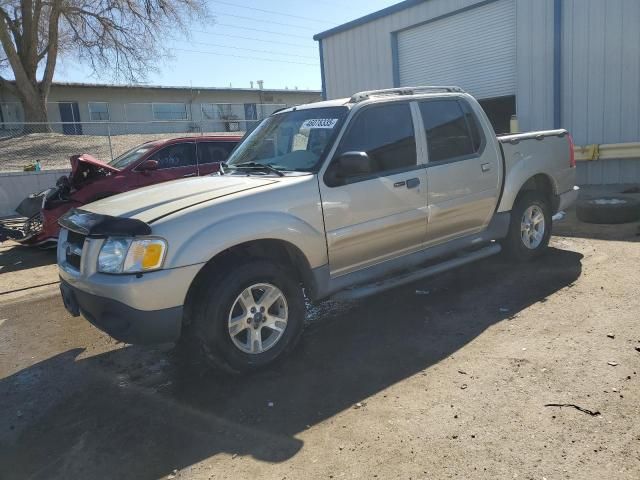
[326,151,373,186]
[139,159,158,172]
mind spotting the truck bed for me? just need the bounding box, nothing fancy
[496,129,575,213]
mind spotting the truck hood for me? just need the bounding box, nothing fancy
[81,175,279,223]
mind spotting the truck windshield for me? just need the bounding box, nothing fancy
[226,106,348,172]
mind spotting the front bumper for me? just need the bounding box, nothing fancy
[60,279,182,344]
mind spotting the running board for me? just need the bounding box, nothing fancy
[331,243,502,301]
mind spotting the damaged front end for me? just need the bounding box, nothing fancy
[1,176,76,246]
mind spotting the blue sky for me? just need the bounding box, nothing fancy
[54,0,400,90]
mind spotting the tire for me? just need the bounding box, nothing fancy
[576,196,640,224]
[502,191,552,261]
[189,260,305,374]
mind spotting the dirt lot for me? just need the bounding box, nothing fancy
[0,131,240,172]
[0,209,639,479]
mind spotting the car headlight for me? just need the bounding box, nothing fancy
[98,237,167,274]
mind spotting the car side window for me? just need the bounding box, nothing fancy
[419,100,478,163]
[198,141,237,164]
[460,100,485,152]
[336,103,417,174]
[152,143,197,169]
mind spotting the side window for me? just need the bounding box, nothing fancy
[152,143,196,169]
[419,100,477,163]
[197,142,237,164]
[460,100,484,152]
[337,103,416,174]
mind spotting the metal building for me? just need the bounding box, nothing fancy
[315,0,640,184]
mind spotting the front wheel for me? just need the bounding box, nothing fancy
[189,260,305,373]
[501,191,552,261]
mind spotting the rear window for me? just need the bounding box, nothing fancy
[419,100,481,163]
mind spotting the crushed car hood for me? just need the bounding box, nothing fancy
[70,154,120,185]
[81,175,279,223]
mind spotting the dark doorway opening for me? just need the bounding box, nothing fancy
[478,95,515,135]
[58,102,83,135]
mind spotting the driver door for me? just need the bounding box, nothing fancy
[135,142,198,188]
[319,102,429,277]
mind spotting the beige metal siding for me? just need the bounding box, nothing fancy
[561,0,640,146]
[514,0,555,132]
[320,0,487,99]
[397,0,516,99]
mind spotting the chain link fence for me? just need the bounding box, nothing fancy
[0,119,263,172]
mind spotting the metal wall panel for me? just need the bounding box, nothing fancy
[515,0,555,132]
[320,0,487,99]
[562,0,640,146]
[397,0,516,99]
[576,159,640,185]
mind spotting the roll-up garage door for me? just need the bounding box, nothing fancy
[397,0,516,99]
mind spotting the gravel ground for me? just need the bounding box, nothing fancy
[0,131,241,172]
[0,209,639,479]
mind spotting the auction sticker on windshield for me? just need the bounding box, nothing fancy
[301,118,339,129]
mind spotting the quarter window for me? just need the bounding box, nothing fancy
[88,102,110,121]
[336,103,416,174]
[152,103,188,121]
[152,143,196,169]
[419,100,480,163]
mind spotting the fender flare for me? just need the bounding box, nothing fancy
[167,211,328,269]
[498,165,558,213]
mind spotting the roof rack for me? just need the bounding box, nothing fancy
[349,85,465,103]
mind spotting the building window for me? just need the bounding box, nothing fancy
[88,102,110,121]
[152,103,188,121]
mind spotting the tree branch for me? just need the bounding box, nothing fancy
[0,6,31,88]
[40,0,60,94]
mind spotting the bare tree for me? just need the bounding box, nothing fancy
[0,0,207,127]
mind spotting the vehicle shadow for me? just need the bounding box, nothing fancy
[0,247,583,479]
[0,241,57,274]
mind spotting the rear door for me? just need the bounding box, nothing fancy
[419,98,501,245]
[319,101,429,277]
[135,142,198,188]
[196,140,238,175]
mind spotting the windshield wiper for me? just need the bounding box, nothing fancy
[227,162,285,177]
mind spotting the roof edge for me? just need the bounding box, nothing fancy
[0,80,321,94]
[313,0,426,40]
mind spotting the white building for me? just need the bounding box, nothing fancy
[0,82,321,134]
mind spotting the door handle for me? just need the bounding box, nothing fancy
[481,163,491,172]
[406,177,420,189]
[183,173,197,178]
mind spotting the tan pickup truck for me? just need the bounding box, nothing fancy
[57,86,578,373]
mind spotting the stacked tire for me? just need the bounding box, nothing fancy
[576,196,640,224]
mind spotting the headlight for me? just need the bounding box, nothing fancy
[98,237,167,274]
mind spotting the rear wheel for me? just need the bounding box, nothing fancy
[502,191,552,261]
[189,260,305,374]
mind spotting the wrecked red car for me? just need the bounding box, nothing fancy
[5,135,241,246]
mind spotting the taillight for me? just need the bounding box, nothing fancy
[567,133,576,168]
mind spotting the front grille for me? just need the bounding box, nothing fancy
[23,213,44,237]
[65,230,86,271]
